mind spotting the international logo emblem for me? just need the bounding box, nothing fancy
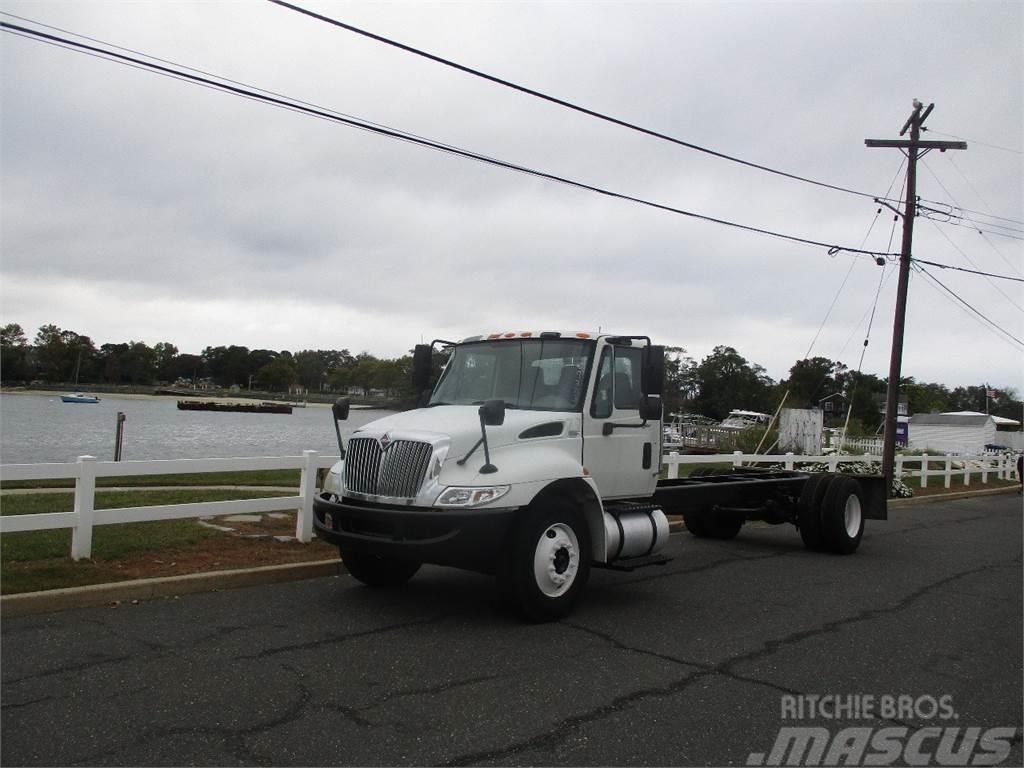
[379,433,392,451]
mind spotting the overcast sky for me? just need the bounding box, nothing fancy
[2,0,1021,391]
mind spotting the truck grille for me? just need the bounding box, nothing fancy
[344,437,433,499]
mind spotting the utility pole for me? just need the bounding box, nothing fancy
[865,101,966,495]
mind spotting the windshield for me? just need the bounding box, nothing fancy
[430,339,594,412]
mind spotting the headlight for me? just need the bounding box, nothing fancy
[436,485,510,507]
[322,463,344,496]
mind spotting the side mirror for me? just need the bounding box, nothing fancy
[480,399,506,427]
[332,397,351,422]
[412,344,433,394]
[645,345,665,396]
[640,394,663,421]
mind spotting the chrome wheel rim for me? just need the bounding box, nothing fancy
[844,494,863,538]
[533,523,580,598]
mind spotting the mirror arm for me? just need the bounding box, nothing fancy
[478,412,497,474]
[457,436,484,466]
[333,418,346,459]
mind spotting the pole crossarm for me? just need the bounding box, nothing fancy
[865,139,968,150]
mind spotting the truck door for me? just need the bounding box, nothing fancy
[582,343,660,499]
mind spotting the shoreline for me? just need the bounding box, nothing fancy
[0,389,390,409]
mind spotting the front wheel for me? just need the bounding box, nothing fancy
[339,545,421,587]
[498,501,591,622]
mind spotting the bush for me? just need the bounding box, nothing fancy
[763,458,914,498]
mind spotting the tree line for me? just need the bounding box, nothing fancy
[2,323,1019,432]
[0,323,411,397]
[663,345,1021,434]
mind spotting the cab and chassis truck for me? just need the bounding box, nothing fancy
[313,331,887,621]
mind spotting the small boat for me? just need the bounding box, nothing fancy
[61,393,101,404]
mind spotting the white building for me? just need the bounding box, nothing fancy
[908,412,1023,454]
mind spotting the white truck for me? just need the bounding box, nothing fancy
[314,331,886,621]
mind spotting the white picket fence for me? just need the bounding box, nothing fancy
[1,450,1020,562]
[0,451,338,561]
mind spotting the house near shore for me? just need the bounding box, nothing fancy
[908,411,1023,454]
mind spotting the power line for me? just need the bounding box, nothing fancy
[0,10,498,162]
[1,19,901,261]
[931,204,1024,227]
[268,0,898,203]
[918,209,1024,241]
[913,264,1024,350]
[910,258,1024,284]
[920,159,1024,241]
[917,202,1024,236]
[922,127,1023,155]
[923,220,1024,313]
[803,159,907,361]
[977,230,1024,280]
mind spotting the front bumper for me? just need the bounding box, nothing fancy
[313,493,518,573]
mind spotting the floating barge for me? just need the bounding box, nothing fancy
[177,400,292,414]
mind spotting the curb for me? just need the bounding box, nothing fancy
[889,485,1019,507]
[2,486,1017,619]
[1,559,346,619]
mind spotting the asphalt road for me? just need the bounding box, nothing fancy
[3,493,1021,766]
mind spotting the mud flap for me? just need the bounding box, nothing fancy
[849,474,888,520]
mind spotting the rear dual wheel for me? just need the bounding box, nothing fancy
[797,474,865,554]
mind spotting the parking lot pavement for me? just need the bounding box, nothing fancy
[3,494,1021,766]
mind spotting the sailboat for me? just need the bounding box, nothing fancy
[61,349,101,403]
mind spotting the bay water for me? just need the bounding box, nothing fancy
[0,393,395,465]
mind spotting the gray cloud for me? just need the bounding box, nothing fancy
[1,0,1021,388]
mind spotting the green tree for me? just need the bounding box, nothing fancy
[123,341,157,384]
[203,345,251,388]
[33,324,70,381]
[1,323,32,381]
[690,346,775,421]
[784,357,848,408]
[257,356,296,392]
[662,346,696,416]
[349,353,381,396]
[843,371,886,434]
[163,353,206,385]
[153,342,179,382]
[904,380,950,415]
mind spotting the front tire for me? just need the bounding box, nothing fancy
[339,545,421,587]
[498,500,591,622]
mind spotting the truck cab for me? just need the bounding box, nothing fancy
[314,331,670,620]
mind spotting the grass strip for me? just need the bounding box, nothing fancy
[1,468,302,490]
[1,488,297,594]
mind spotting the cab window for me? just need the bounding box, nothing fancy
[591,345,643,417]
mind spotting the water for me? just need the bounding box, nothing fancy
[0,393,395,465]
